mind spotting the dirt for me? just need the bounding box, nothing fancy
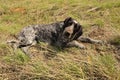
[86,25,118,41]
[87,26,120,64]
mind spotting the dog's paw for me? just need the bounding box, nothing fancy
[97,40,108,45]
[78,44,87,49]
[96,40,103,44]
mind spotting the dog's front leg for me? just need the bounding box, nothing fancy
[77,36,103,44]
[66,40,86,49]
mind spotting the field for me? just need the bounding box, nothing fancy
[0,0,120,80]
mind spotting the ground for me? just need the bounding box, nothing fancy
[0,0,120,80]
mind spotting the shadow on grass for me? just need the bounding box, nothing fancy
[109,36,120,48]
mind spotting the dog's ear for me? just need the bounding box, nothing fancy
[63,17,73,30]
[73,24,83,40]
[74,24,81,32]
[64,17,73,24]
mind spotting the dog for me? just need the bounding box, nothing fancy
[7,17,102,57]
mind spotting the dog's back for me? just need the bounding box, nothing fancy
[17,21,64,47]
[34,21,64,44]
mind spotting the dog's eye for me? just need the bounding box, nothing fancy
[64,32,70,37]
[68,22,73,25]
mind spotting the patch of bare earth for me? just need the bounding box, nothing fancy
[87,26,117,41]
[86,26,120,64]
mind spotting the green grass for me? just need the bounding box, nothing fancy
[3,49,30,65]
[0,0,120,80]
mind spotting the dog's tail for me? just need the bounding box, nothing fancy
[7,34,20,49]
[7,39,19,50]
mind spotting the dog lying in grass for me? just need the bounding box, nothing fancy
[7,17,102,57]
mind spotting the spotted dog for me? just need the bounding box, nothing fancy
[7,17,102,56]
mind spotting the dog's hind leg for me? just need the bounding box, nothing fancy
[20,46,31,57]
[7,40,19,53]
[20,40,37,57]
[77,36,103,44]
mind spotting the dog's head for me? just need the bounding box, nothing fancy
[57,17,83,47]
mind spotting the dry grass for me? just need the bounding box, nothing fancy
[0,0,120,80]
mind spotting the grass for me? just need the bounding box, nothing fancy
[3,49,30,65]
[110,36,120,46]
[0,0,120,80]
